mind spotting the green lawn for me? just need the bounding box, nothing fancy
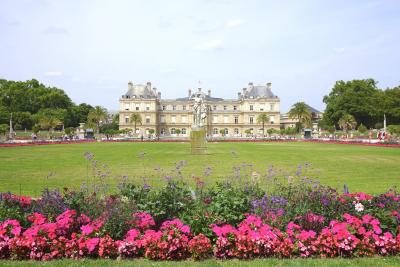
[1,258,400,267]
[0,142,399,196]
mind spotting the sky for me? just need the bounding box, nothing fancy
[0,0,399,112]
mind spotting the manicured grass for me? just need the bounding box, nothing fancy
[1,258,400,266]
[0,142,399,196]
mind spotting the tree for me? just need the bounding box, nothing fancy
[257,113,269,136]
[38,116,62,138]
[129,113,142,136]
[244,129,252,136]
[288,102,312,133]
[175,129,181,136]
[32,125,40,134]
[0,124,9,138]
[358,123,367,134]
[148,129,155,135]
[219,129,225,136]
[87,106,108,134]
[338,114,357,134]
[323,79,379,128]
[267,128,274,136]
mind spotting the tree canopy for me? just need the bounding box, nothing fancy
[323,79,400,128]
[0,79,95,129]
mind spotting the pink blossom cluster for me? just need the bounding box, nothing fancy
[1,211,400,261]
[0,193,32,208]
[213,214,400,259]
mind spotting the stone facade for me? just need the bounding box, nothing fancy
[119,82,281,137]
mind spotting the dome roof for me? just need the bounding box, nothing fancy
[122,82,157,99]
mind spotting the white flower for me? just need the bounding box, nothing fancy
[355,202,364,212]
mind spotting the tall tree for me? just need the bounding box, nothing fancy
[256,113,270,136]
[87,106,108,134]
[288,102,312,133]
[323,79,379,128]
[338,114,357,134]
[129,113,142,136]
[38,116,62,138]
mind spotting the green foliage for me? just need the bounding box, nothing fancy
[0,124,9,136]
[288,102,312,132]
[148,129,155,135]
[88,106,108,133]
[31,125,40,134]
[323,79,400,128]
[358,123,367,134]
[338,114,357,133]
[130,113,142,135]
[387,125,400,135]
[175,129,181,135]
[204,182,263,226]
[0,79,95,129]
[257,113,270,136]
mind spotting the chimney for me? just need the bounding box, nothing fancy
[208,89,211,96]
[128,81,133,90]
[157,92,161,99]
[266,82,272,89]
[248,82,253,86]
[153,87,157,96]
[198,88,202,92]
[238,92,242,99]
[188,89,192,97]
[146,81,151,88]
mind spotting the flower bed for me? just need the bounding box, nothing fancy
[1,182,400,261]
[0,210,399,261]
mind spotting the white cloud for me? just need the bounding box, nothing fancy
[226,19,245,28]
[333,47,345,54]
[44,71,63,76]
[194,39,224,51]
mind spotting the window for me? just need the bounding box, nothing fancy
[213,128,218,135]
[171,116,176,123]
[224,116,228,123]
[213,115,218,123]
[181,128,186,135]
[213,105,217,111]
[234,116,238,124]
[136,106,139,111]
[124,104,129,111]
[125,117,129,123]
[182,105,186,110]
[234,128,239,135]
[162,105,166,110]
[146,104,150,111]
[145,128,150,134]
[233,105,237,111]
[181,116,187,123]
[260,104,265,111]
[223,105,227,110]
[250,105,254,111]
[270,115,275,124]
[224,128,228,135]
[270,104,274,111]
[171,128,176,134]
[145,116,150,123]
[173,105,176,111]
[160,115,165,123]
[249,116,254,124]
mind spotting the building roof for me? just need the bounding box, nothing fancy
[304,104,320,113]
[122,82,158,99]
[175,95,224,102]
[241,83,278,99]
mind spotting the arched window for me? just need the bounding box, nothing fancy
[181,128,186,135]
[213,128,218,135]
[224,128,228,135]
[171,128,176,134]
[234,128,239,135]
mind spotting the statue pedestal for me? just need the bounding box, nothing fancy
[190,127,207,155]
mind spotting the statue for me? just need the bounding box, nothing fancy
[191,92,207,128]
[190,91,207,154]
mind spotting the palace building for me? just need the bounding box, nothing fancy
[119,81,281,137]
